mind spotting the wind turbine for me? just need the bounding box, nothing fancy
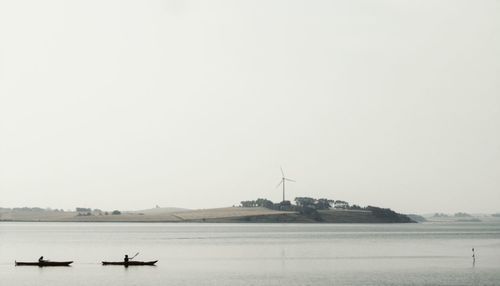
[276,167,295,202]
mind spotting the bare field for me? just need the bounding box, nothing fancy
[0,207,294,222]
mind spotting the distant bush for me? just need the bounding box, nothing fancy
[77,212,91,216]
[295,197,333,210]
[333,200,349,209]
[433,213,449,217]
[454,212,471,217]
[111,210,121,215]
[350,204,362,210]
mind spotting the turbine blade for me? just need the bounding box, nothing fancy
[285,178,295,182]
[276,180,283,188]
[280,166,284,177]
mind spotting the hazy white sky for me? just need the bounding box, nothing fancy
[1,0,499,214]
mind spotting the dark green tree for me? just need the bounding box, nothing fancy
[316,198,333,210]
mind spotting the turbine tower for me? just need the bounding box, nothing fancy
[276,167,295,202]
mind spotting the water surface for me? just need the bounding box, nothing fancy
[1,222,499,285]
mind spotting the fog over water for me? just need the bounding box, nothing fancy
[1,0,499,213]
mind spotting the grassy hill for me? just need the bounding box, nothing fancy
[1,206,415,223]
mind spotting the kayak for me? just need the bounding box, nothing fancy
[102,260,158,266]
[15,261,73,267]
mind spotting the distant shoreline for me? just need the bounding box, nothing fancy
[0,207,416,223]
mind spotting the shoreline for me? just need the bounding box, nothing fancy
[0,207,416,223]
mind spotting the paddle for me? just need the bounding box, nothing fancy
[130,252,139,260]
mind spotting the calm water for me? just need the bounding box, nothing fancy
[1,222,499,285]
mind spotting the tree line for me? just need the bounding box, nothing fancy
[240,197,362,211]
[240,197,410,222]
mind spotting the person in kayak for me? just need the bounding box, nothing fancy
[124,255,129,263]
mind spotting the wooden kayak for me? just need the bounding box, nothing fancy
[102,260,158,266]
[15,261,73,267]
